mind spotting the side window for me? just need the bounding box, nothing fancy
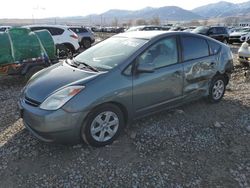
[182,36,209,61]
[30,27,43,31]
[208,28,215,34]
[80,28,88,32]
[70,28,77,33]
[48,27,64,36]
[216,27,223,34]
[208,40,221,55]
[137,37,178,69]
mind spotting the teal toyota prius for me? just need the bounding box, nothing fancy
[19,31,233,147]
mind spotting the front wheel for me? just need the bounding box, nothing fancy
[81,104,124,147]
[208,75,226,103]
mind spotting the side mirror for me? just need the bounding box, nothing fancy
[136,63,154,73]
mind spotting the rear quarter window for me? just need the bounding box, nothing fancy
[182,36,209,61]
[208,40,221,55]
[48,27,64,36]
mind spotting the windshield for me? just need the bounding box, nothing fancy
[192,26,209,34]
[74,36,147,71]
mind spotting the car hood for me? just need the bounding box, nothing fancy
[25,61,102,103]
[230,32,248,36]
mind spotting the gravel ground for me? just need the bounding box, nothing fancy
[0,44,250,188]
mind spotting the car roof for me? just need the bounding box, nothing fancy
[114,31,223,45]
[115,31,170,40]
[23,25,69,29]
[0,26,12,28]
[115,31,205,40]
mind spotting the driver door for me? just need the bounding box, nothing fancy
[132,36,183,116]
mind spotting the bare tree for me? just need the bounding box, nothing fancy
[136,19,147,26]
[150,16,160,25]
[233,17,240,26]
[188,20,201,26]
[202,19,208,26]
[127,19,133,27]
[224,17,234,26]
[112,17,118,27]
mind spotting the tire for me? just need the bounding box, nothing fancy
[81,104,124,147]
[24,66,44,81]
[56,44,73,58]
[82,39,91,49]
[207,75,226,103]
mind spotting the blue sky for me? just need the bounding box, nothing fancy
[0,0,247,19]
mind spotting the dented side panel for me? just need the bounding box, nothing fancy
[183,55,218,98]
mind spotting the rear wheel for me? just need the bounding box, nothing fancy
[208,75,226,103]
[82,38,91,49]
[81,104,124,147]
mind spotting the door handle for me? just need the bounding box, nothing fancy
[174,71,182,77]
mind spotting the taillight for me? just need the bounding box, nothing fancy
[70,33,78,39]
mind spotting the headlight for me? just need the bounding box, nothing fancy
[40,85,85,110]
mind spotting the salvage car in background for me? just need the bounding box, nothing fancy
[69,26,95,49]
[228,28,250,44]
[0,26,12,32]
[192,26,229,44]
[19,31,233,147]
[24,25,80,58]
[238,41,250,66]
[0,27,56,80]
[126,25,169,32]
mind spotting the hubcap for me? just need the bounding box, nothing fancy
[212,80,225,100]
[90,111,119,142]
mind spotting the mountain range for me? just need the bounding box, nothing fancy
[192,1,250,18]
[2,1,250,26]
[76,1,250,23]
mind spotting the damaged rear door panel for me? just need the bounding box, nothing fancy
[181,35,218,99]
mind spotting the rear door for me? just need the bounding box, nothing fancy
[132,36,183,116]
[208,27,219,41]
[47,27,64,44]
[181,35,217,99]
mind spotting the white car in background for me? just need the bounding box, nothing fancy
[0,26,12,32]
[229,28,250,44]
[23,25,80,57]
[238,42,250,66]
[69,26,95,49]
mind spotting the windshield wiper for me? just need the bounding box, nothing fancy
[66,59,78,68]
[72,58,99,72]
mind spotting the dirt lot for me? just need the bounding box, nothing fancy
[0,44,250,188]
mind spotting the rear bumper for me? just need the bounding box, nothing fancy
[238,56,250,65]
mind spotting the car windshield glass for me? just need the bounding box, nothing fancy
[192,26,209,34]
[74,37,147,71]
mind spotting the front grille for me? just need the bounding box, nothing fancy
[229,36,240,39]
[24,96,41,107]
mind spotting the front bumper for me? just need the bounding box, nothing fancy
[229,38,241,43]
[19,98,88,144]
